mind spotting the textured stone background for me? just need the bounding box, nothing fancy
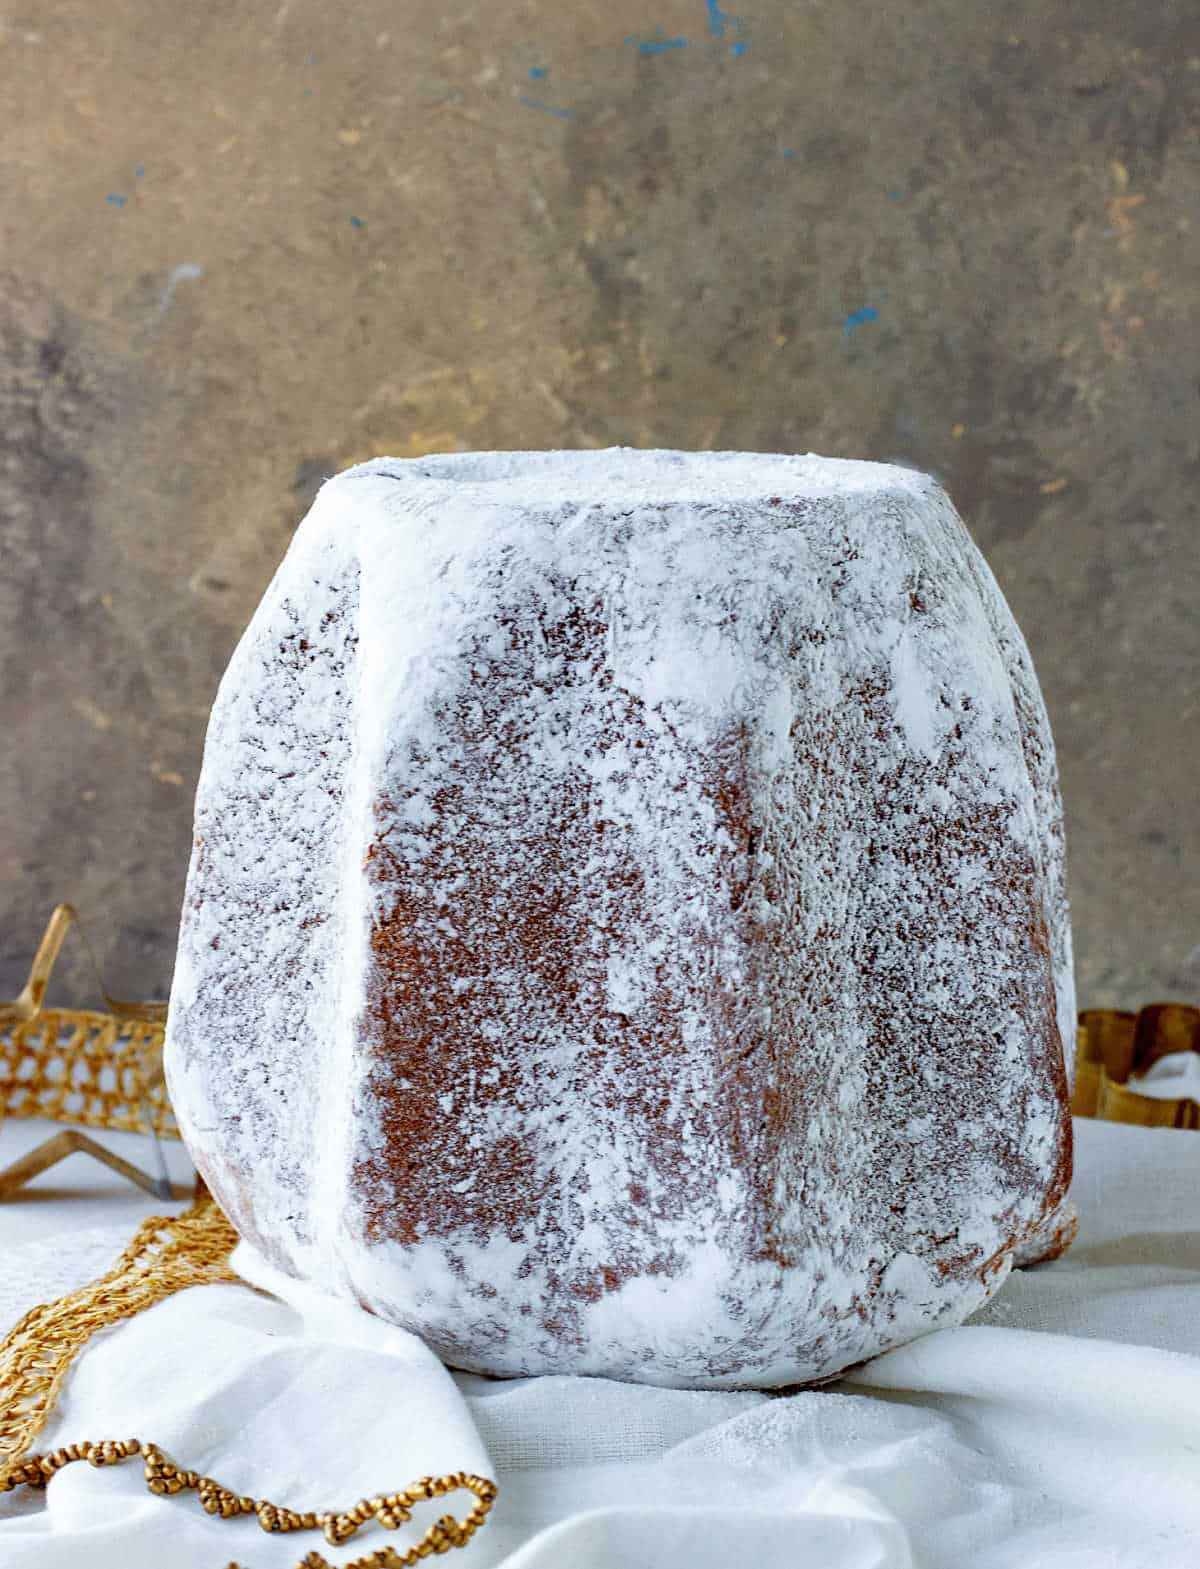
[1,1,1197,1011]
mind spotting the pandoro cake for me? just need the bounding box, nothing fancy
[165,449,1077,1390]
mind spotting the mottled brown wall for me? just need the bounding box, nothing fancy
[1,0,1197,1010]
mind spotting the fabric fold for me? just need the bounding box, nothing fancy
[0,1117,1196,1566]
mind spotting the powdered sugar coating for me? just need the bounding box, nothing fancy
[165,449,1075,1389]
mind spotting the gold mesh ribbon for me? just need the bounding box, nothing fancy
[0,1189,497,1566]
[0,1187,238,1472]
[1071,1003,1200,1130]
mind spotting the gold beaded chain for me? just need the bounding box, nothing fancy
[1,1439,497,1568]
[0,1193,498,1568]
[0,1191,499,1566]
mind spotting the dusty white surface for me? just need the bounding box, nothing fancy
[166,449,1075,1387]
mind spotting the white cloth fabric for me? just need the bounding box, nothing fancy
[0,1114,1197,1566]
[1131,1050,1200,1102]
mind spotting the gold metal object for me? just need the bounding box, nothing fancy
[0,905,178,1199]
[1071,1003,1200,1130]
[0,1128,172,1201]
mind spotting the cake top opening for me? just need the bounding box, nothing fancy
[341,448,935,508]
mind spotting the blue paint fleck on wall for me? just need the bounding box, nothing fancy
[519,95,576,120]
[350,216,366,229]
[887,189,904,201]
[106,193,128,207]
[842,306,881,335]
[528,65,547,78]
[731,39,747,55]
[633,36,688,53]
[134,163,145,178]
[705,0,733,36]
[782,147,795,159]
